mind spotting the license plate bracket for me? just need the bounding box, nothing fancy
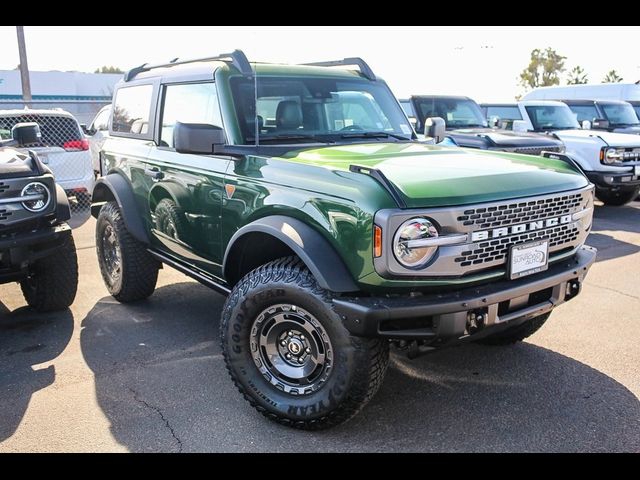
[509,240,549,280]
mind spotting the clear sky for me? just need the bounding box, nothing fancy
[1,26,638,101]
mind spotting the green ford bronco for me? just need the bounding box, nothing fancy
[91,51,596,429]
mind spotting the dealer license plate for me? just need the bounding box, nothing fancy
[510,240,549,280]
[635,165,640,177]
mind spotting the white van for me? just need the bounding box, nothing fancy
[523,83,640,119]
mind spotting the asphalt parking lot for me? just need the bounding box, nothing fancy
[1,201,639,452]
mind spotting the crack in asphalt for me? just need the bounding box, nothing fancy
[129,388,183,452]
[586,282,640,301]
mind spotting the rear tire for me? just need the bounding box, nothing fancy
[21,234,78,312]
[96,201,159,302]
[476,313,551,346]
[221,256,389,430]
[596,187,640,206]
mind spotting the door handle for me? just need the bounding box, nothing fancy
[144,166,164,180]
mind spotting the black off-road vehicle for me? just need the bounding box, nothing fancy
[0,123,78,312]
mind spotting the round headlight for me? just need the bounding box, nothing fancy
[21,182,51,212]
[604,148,620,164]
[393,218,439,268]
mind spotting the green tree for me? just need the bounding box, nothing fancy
[602,70,623,83]
[519,48,567,91]
[567,66,589,85]
[94,66,124,74]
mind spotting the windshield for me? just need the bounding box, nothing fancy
[413,98,487,130]
[485,105,522,120]
[633,105,640,120]
[230,76,414,145]
[567,105,599,123]
[601,103,640,126]
[525,105,580,131]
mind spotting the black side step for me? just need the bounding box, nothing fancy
[148,249,231,296]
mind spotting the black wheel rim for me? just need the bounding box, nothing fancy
[250,304,333,395]
[101,223,122,284]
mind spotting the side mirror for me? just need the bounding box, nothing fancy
[581,120,592,130]
[12,122,41,146]
[512,120,528,133]
[407,116,417,130]
[591,118,610,130]
[174,122,226,154]
[489,116,501,128]
[425,117,446,143]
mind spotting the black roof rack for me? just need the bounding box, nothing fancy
[124,49,252,82]
[302,57,376,81]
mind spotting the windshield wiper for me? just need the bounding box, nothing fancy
[339,131,411,141]
[247,134,334,144]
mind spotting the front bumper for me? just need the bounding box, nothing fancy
[586,169,640,189]
[333,246,596,344]
[0,224,72,282]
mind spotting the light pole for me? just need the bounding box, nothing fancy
[16,26,32,106]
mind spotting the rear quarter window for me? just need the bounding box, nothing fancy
[112,84,154,136]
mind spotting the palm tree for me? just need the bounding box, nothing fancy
[602,70,623,83]
[567,66,588,85]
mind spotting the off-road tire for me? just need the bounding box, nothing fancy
[96,201,159,302]
[476,313,551,346]
[596,187,640,206]
[221,256,389,430]
[20,233,78,312]
[154,198,188,241]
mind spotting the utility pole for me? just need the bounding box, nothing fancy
[16,26,32,106]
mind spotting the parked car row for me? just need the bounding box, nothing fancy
[398,84,640,206]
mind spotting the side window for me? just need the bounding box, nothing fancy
[160,82,223,148]
[112,84,154,135]
[93,109,110,131]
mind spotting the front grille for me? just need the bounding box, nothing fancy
[512,145,562,156]
[454,224,580,267]
[0,182,8,194]
[0,208,11,221]
[374,186,593,280]
[457,192,583,229]
[0,113,82,148]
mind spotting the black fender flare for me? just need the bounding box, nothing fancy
[223,216,359,293]
[91,174,150,244]
[54,183,71,223]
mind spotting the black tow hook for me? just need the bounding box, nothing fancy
[406,341,436,359]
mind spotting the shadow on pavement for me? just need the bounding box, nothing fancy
[0,304,74,442]
[80,282,640,452]
[589,202,640,262]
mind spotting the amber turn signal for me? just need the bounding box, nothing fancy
[374,225,383,258]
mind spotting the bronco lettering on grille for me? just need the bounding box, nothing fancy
[471,214,573,242]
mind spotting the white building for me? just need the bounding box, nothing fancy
[0,70,122,124]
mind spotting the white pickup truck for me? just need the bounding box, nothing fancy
[510,100,640,206]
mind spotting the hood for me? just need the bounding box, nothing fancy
[553,129,640,147]
[286,142,589,208]
[447,128,563,150]
[612,126,640,135]
[0,147,40,179]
